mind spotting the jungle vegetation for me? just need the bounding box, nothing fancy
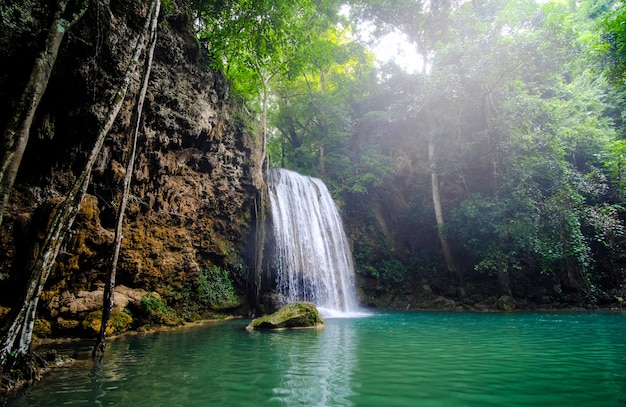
[2,0,626,384]
[192,0,626,303]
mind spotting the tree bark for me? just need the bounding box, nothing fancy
[428,137,464,296]
[498,269,512,296]
[0,0,155,372]
[0,0,88,226]
[93,0,160,360]
[260,79,269,171]
[250,186,267,314]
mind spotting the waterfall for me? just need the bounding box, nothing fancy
[267,168,360,315]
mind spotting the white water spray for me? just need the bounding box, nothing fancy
[267,168,360,316]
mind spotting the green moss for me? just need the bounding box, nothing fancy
[246,302,324,330]
[33,319,52,338]
[56,318,79,331]
[82,310,133,335]
[140,293,182,326]
[142,293,168,319]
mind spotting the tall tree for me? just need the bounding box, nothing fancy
[193,0,345,169]
[0,0,156,376]
[350,0,464,287]
[93,0,161,361]
[270,28,369,176]
[0,0,89,226]
[445,0,621,296]
[349,0,460,73]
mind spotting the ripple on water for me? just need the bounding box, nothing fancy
[7,312,626,407]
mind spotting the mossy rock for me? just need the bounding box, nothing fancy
[160,312,183,327]
[140,292,181,325]
[496,295,517,311]
[82,310,133,335]
[56,318,80,332]
[246,302,325,331]
[0,306,11,320]
[432,296,456,310]
[33,319,52,338]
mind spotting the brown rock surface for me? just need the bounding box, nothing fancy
[0,0,262,334]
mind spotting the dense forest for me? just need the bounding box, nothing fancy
[1,0,626,393]
[195,0,626,306]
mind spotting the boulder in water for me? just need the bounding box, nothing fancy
[246,302,325,330]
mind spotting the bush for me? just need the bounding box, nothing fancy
[141,293,176,325]
[197,266,241,310]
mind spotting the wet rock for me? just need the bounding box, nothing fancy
[496,295,517,311]
[246,302,325,331]
[33,319,52,338]
[0,0,260,336]
[431,296,456,310]
[47,285,153,318]
[82,310,133,335]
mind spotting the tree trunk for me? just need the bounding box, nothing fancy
[93,0,160,361]
[0,0,88,226]
[249,77,270,314]
[260,83,269,171]
[0,0,154,372]
[250,186,267,314]
[319,68,327,176]
[498,270,512,296]
[428,137,464,296]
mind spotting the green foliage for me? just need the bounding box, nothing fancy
[598,3,626,87]
[601,139,626,200]
[379,259,408,285]
[352,226,417,291]
[141,293,171,323]
[187,0,626,301]
[197,266,240,309]
[191,0,345,99]
[161,0,176,14]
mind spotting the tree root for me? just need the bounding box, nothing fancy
[0,350,72,404]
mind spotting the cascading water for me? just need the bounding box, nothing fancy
[267,168,360,316]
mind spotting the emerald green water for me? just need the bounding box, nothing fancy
[8,312,626,406]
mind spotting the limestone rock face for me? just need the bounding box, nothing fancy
[41,285,161,335]
[0,0,262,329]
[46,285,151,318]
[246,302,325,331]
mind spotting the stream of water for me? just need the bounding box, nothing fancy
[8,311,626,406]
[267,168,359,313]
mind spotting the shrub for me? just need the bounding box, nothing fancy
[197,266,241,310]
[141,293,173,324]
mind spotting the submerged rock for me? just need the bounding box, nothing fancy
[246,302,325,331]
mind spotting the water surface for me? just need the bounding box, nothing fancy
[8,312,626,406]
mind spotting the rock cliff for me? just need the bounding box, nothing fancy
[0,0,262,336]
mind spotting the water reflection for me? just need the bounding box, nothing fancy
[7,313,626,407]
[270,319,357,407]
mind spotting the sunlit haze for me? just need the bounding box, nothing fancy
[341,4,423,74]
[370,30,423,73]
